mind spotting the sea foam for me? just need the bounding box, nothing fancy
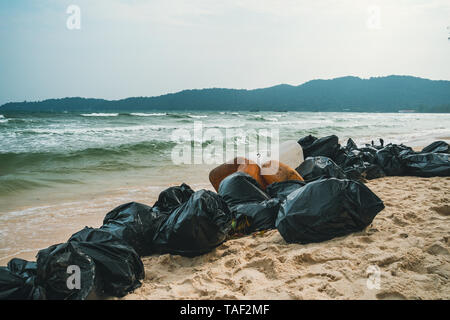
[81,113,119,117]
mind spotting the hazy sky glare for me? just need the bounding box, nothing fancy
[0,0,449,105]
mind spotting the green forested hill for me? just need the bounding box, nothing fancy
[2,75,449,112]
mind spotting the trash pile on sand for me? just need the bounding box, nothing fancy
[1,136,449,300]
[297,136,449,180]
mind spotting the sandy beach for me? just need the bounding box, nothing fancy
[117,175,450,300]
[2,0,450,305]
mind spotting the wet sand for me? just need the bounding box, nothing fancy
[0,181,212,265]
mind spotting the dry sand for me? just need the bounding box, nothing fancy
[120,176,450,300]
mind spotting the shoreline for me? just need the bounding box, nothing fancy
[2,136,448,214]
[0,180,214,265]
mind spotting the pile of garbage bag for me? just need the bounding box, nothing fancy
[0,259,45,300]
[1,135,448,300]
[402,152,450,177]
[1,226,145,300]
[218,172,280,234]
[152,189,232,257]
[276,178,385,243]
[0,184,234,299]
[296,156,346,182]
[297,135,450,181]
[421,141,450,154]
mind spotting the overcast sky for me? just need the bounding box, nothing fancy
[1,0,449,105]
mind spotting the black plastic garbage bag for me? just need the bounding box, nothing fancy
[218,172,270,205]
[345,138,358,152]
[266,180,306,200]
[67,228,144,297]
[359,146,379,155]
[341,150,363,167]
[218,172,280,233]
[100,184,195,257]
[401,152,450,177]
[0,258,45,300]
[330,138,385,181]
[297,134,317,150]
[344,163,385,181]
[296,156,346,181]
[276,178,385,244]
[101,202,168,256]
[36,242,98,300]
[341,149,376,167]
[361,151,376,164]
[371,138,385,150]
[152,183,195,214]
[153,190,232,257]
[35,227,144,300]
[375,144,413,176]
[333,148,349,167]
[229,199,280,234]
[298,135,340,159]
[421,141,449,154]
[364,164,385,180]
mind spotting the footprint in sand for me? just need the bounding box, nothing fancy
[243,258,279,280]
[432,205,450,216]
[426,243,449,256]
[224,258,240,268]
[376,291,407,300]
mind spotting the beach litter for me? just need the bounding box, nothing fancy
[421,140,450,154]
[0,136,449,300]
[276,178,385,244]
[0,258,44,300]
[219,172,280,234]
[296,156,346,182]
[152,189,232,257]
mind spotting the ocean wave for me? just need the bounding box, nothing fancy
[0,140,176,175]
[166,113,189,119]
[165,113,207,119]
[188,115,208,119]
[248,115,279,122]
[203,123,246,129]
[0,114,8,123]
[81,113,119,117]
[130,112,167,117]
[0,178,52,194]
[14,124,170,136]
